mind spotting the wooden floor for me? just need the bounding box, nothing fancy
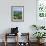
[0,42,46,46]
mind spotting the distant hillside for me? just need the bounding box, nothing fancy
[13,11,22,19]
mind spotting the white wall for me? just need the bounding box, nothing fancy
[0,0,36,42]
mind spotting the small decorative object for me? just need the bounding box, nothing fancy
[11,6,24,22]
[11,27,18,34]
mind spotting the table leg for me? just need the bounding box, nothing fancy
[5,34,7,46]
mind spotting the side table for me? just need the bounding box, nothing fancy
[4,33,18,46]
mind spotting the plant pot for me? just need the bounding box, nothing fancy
[37,39,40,43]
[37,39,45,44]
[40,38,45,43]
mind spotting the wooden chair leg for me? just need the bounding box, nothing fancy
[17,34,18,46]
[4,33,7,46]
[4,41,7,46]
[15,33,18,46]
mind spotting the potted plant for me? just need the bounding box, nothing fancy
[33,32,46,43]
[40,26,45,29]
[32,25,39,30]
[32,24,45,30]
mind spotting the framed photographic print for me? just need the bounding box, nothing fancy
[11,6,24,22]
[36,0,46,26]
[37,0,46,19]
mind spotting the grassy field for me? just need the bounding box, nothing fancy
[13,11,22,19]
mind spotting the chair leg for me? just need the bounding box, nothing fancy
[16,34,18,46]
[4,33,7,46]
[4,41,7,46]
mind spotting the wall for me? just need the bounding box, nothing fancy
[0,0,36,42]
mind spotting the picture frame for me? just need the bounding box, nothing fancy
[11,6,24,22]
[37,0,46,19]
[36,0,46,26]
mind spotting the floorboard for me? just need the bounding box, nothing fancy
[0,42,46,46]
